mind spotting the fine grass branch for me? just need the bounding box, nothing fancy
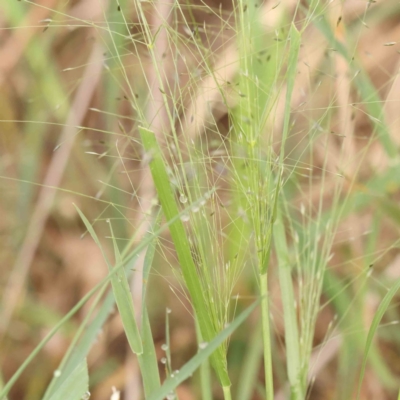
[147,299,260,400]
[139,126,232,396]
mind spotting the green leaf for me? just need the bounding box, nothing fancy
[138,213,162,395]
[48,359,89,400]
[139,126,230,387]
[0,206,177,399]
[274,213,301,396]
[147,300,259,400]
[75,207,142,354]
[42,288,113,400]
[105,218,143,355]
[279,23,302,165]
[357,278,400,399]
[142,211,162,309]
[138,310,161,396]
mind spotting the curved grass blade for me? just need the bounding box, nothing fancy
[236,321,263,400]
[42,286,113,400]
[99,217,142,355]
[138,212,162,395]
[147,299,260,400]
[1,203,195,398]
[139,126,230,387]
[0,211,175,399]
[274,213,301,396]
[44,213,161,400]
[142,210,162,309]
[357,278,400,399]
[48,359,89,400]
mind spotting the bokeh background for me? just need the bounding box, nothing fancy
[1,0,400,399]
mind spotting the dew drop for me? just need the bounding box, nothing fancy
[106,219,110,223]
[81,392,91,400]
[166,308,172,314]
[199,342,208,350]
[161,344,169,351]
[179,193,188,204]
[166,393,176,400]
[53,370,61,378]
[161,357,167,364]
[180,213,190,222]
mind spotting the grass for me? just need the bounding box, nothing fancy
[1,0,400,399]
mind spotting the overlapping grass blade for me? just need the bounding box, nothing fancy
[274,212,302,397]
[139,126,231,389]
[77,208,143,355]
[147,300,260,400]
[138,213,162,395]
[43,214,161,399]
[42,287,113,400]
[357,278,400,399]
[48,359,89,400]
[278,23,302,166]
[0,210,173,399]
[236,322,263,400]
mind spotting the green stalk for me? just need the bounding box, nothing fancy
[222,385,233,400]
[195,320,213,400]
[260,273,274,400]
[139,127,231,393]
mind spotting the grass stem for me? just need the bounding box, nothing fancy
[222,385,232,400]
[260,273,274,400]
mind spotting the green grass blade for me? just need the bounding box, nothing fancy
[42,286,113,400]
[138,213,162,395]
[75,207,142,354]
[138,309,161,396]
[274,213,301,396]
[106,219,143,355]
[0,213,173,398]
[279,23,302,165]
[0,374,7,400]
[196,319,213,400]
[75,206,144,354]
[139,126,230,387]
[48,359,89,400]
[147,300,260,400]
[142,211,162,309]
[74,211,161,392]
[357,278,400,399]
[236,322,263,400]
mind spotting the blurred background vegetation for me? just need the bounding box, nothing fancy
[1,0,400,399]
